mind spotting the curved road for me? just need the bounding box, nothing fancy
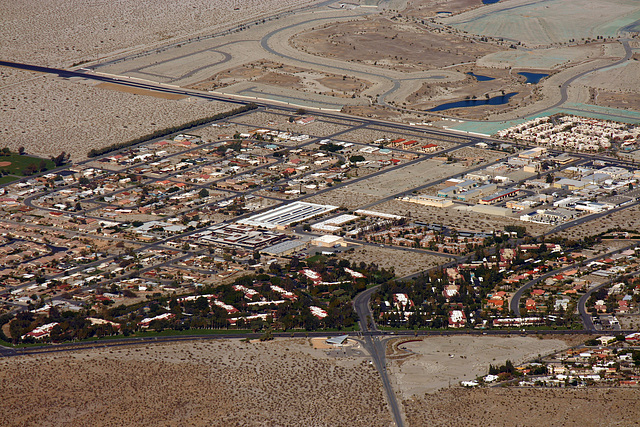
[577,279,614,331]
[510,242,639,316]
[257,2,636,123]
[525,39,633,119]
[258,11,403,105]
[578,268,640,331]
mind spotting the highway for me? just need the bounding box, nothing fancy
[353,285,404,427]
[1,52,639,425]
[0,60,486,145]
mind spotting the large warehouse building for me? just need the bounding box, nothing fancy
[238,202,338,229]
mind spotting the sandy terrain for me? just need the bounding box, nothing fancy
[342,105,405,121]
[551,204,640,240]
[373,199,552,235]
[403,0,484,18]
[576,60,640,111]
[341,245,448,277]
[478,44,604,70]
[190,60,373,99]
[388,335,568,398]
[0,75,230,159]
[291,15,504,72]
[0,338,392,426]
[1,0,322,68]
[0,69,42,88]
[96,4,463,112]
[306,188,383,210]
[211,109,355,140]
[404,67,513,106]
[404,387,640,426]
[441,0,640,47]
[345,159,468,198]
[338,126,460,148]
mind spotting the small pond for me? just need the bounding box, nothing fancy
[428,92,518,112]
[466,72,495,81]
[518,72,549,84]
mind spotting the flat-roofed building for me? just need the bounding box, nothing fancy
[238,202,338,229]
[311,235,345,247]
[312,214,358,232]
[402,195,453,208]
[479,188,519,205]
[437,186,458,198]
[465,172,491,182]
[456,189,481,202]
[262,239,308,256]
[471,204,512,217]
[519,147,547,159]
[553,178,588,191]
[196,223,286,249]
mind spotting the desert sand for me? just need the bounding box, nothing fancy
[341,244,448,278]
[0,75,230,159]
[1,0,322,68]
[388,335,569,398]
[404,387,640,427]
[0,338,392,426]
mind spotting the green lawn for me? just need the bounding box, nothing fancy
[306,254,328,263]
[0,175,19,185]
[129,328,253,338]
[0,153,55,176]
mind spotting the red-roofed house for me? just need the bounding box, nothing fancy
[487,298,505,310]
[21,322,59,340]
[449,310,466,328]
[420,143,439,153]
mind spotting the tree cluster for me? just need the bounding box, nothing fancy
[87,103,257,157]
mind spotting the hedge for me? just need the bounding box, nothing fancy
[88,103,257,157]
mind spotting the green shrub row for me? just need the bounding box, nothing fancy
[88,103,257,157]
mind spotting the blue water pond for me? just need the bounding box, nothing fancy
[518,72,549,84]
[466,72,495,81]
[428,92,518,112]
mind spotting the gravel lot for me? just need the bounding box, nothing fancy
[374,199,552,235]
[552,204,640,240]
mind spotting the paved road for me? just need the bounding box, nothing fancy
[4,327,637,358]
[353,285,404,426]
[0,60,485,145]
[577,268,640,331]
[577,279,615,331]
[510,242,639,316]
[90,0,339,70]
[546,198,640,237]
[0,76,477,305]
